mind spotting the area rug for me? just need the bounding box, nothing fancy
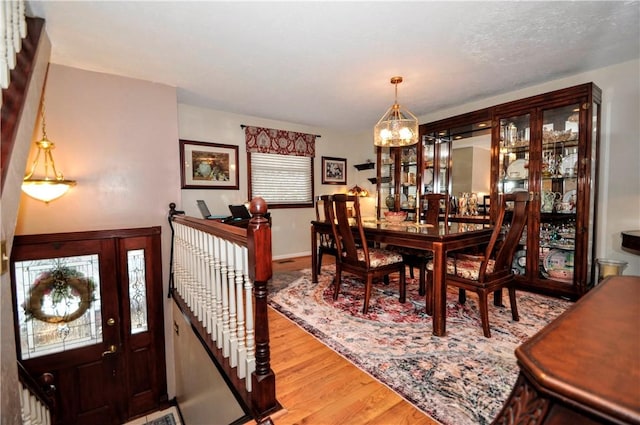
[268,268,571,425]
[146,413,176,425]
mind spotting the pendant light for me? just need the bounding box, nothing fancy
[374,76,419,147]
[22,98,76,203]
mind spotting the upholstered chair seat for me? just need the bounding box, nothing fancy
[355,248,403,267]
[427,256,496,281]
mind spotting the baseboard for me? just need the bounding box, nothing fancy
[272,251,311,261]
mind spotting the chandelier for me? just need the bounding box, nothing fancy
[22,100,76,203]
[374,76,419,147]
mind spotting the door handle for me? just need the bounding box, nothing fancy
[101,344,117,357]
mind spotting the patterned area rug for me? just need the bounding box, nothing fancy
[146,413,176,425]
[269,268,571,425]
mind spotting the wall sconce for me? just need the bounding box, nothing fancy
[22,101,76,203]
[374,76,418,147]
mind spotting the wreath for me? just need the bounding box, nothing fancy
[23,266,96,323]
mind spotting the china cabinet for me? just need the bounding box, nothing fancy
[492,83,601,298]
[375,82,600,299]
[376,145,420,221]
[419,109,493,217]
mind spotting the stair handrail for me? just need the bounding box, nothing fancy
[168,197,278,420]
[17,360,55,423]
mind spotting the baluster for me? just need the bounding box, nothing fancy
[237,246,250,380]
[0,2,9,89]
[191,229,199,317]
[181,226,190,305]
[204,233,214,334]
[196,230,206,321]
[20,386,31,425]
[221,240,231,358]
[210,234,220,341]
[175,224,185,298]
[186,227,195,309]
[214,235,224,347]
[189,227,198,310]
[227,241,238,367]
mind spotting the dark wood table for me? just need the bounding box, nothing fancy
[311,219,493,336]
[494,275,640,425]
[446,214,491,224]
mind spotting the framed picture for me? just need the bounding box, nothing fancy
[321,156,347,185]
[180,139,239,189]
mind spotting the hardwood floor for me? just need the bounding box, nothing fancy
[251,256,439,425]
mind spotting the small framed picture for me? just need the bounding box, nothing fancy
[321,156,347,185]
[180,139,239,189]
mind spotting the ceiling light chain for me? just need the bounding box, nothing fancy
[22,92,77,203]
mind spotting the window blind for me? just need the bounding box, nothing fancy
[250,153,313,206]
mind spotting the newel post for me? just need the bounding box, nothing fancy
[247,197,277,415]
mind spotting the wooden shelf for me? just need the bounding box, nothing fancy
[354,162,375,171]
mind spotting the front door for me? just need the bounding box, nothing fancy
[11,227,167,425]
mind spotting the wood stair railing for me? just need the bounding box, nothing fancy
[17,361,54,425]
[168,199,279,421]
[1,17,44,193]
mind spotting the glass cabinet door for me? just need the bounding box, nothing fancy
[377,145,419,221]
[399,145,419,221]
[378,147,395,215]
[422,133,451,196]
[422,138,435,194]
[538,103,581,286]
[436,139,451,195]
[498,113,531,278]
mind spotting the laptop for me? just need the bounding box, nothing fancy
[196,200,228,220]
[228,204,251,220]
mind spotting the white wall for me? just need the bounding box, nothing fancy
[177,104,375,259]
[418,59,640,276]
[14,64,182,396]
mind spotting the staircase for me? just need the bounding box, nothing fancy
[1,8,44,192]
[2,3,52,423]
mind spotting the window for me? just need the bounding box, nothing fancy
[14,255,102,359]
[244,125,317,208]
[249,152,313,207]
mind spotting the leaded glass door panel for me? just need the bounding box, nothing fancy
[11,228,166,425]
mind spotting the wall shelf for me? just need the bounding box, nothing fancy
[354,161,375,171]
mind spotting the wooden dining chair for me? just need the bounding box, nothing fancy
[328,194,407,314]
[426,191,530,337]
[314,195,338,275]
[389,193,449,298]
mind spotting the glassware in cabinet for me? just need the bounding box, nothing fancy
[378,147,395,215]
[421,133,451,196]
[400,145,419,220]
[376,144,420,221]
[538,103,582,286]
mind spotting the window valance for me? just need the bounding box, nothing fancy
[244,126,316,157]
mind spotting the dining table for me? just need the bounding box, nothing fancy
[311,218,494,336]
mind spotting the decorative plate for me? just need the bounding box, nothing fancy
[543,249,574,282]
[563,189,577,203]
[511,250,527,275]
[506,159,528,179]
[559,153,578,176]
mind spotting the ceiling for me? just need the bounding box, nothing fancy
[26,1,640,133]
